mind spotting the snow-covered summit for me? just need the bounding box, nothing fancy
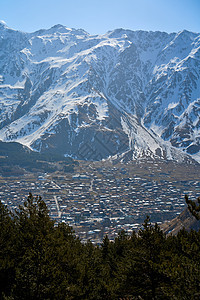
[0,25,199,163]
[0,20,10,29]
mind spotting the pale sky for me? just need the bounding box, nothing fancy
[1,0,200,35]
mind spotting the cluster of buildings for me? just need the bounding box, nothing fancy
[0,160,199,244]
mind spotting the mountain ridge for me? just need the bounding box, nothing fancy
[0,24,199,162]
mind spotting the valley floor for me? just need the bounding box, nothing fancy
[0,159,199,243]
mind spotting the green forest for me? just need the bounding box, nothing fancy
[1,193,200,300]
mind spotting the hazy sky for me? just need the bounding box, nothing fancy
[1,0,200,35]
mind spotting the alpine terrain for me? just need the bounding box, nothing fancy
[0,22,199,162]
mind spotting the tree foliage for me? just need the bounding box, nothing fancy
[185,194,200,220]
[0,194,200,299]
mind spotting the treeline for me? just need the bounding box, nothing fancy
[1,194,200,300]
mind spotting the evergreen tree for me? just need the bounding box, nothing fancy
[12,193,55,299]
[116,216,171,299]
[1,193,200,299]
[185,195,200,220]
[0,201,15,299]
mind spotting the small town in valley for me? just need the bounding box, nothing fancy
[0,160,199,244]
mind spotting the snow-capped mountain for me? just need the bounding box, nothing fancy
[0,22,199,162]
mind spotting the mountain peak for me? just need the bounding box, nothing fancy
[50,24,70,31]
[0,26,199,163]
[41,24,89,36]
[0,20,9,30]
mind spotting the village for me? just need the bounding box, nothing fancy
[0,160,199,244]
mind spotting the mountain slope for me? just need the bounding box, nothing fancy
[0,23,199,162]
[161,206,200,235]
[0,140,76,175]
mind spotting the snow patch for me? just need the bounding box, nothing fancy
[94,97,108,120]
[168,102,179,110]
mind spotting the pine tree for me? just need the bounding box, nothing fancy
[12,193,55,299]
[185,195,200,220]
[117,216,170,299]
[0,201,15,299]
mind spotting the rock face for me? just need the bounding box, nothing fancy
[0,23,199,162]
